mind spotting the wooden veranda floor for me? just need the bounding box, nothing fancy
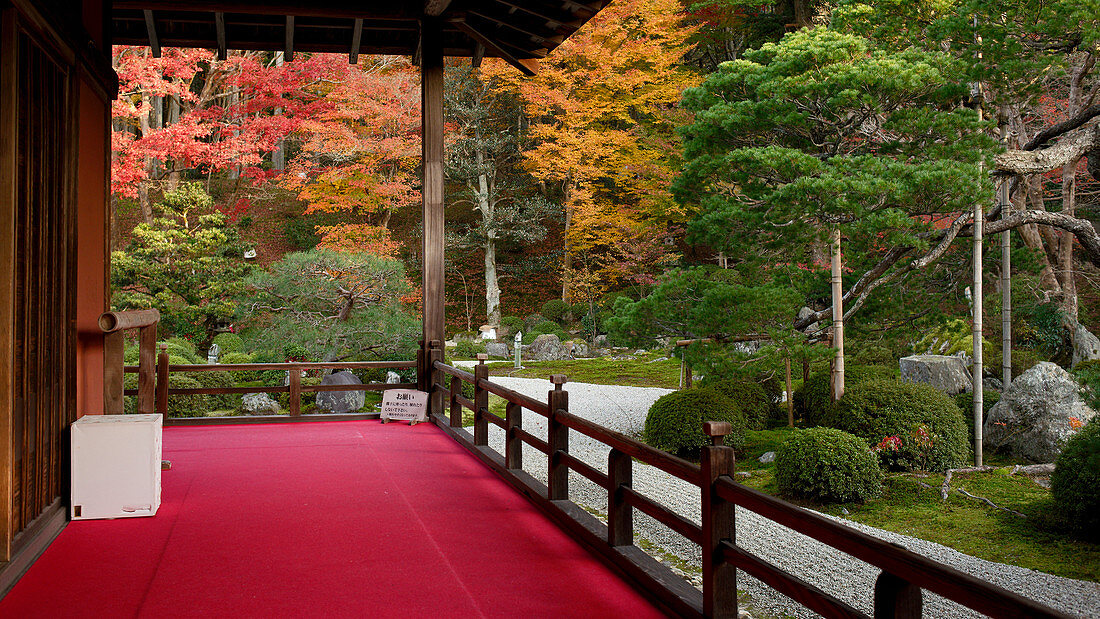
[0,420,666,618]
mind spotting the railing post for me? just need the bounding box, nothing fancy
[103,330,124,414]
[505,401,522,469]
[155,343,169,416]
[137,323,157,414]
[288,367,301,416]
[874,571,922,619]
[428,340,444,417]
[607,448,633,546]
[473,355,489,446]
[701,421,737,618]
[547,375,569,501]
[416,338,426,392]
[449,374,462,427]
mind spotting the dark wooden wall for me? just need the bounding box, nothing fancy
[0,0,114,589]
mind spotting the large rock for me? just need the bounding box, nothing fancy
[569,339,590,358]
[984,362,1097,463]
[241,392,280,415]
[798,306,820,334]
[486,341,510,358]
[899,354,972,395]
[1072,322,1100,367]
[315,371,365,413]
[526,334,567,361]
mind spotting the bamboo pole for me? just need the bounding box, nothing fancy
[973,167,985,467]
[1000,178,1012,389]
[830,227,845,402]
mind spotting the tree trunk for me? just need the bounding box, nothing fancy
[484,237,500,325]
[561,179,574,303]
[1058,157,1081,320]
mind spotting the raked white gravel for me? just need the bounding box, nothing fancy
[478,376,1100,619]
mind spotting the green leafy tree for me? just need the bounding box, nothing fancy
[241,249,418,362]
[111,183,251,344]
[675,28,998,330]
[445,64,556,325]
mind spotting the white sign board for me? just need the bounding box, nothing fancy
[380,389,428,424]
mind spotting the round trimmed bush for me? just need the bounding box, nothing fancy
[541,299,569,323]
[532,320,560,335]
[775,427,883,503]
[165,375,208,418]
[794,365,896,426]
[219,351,260,382]
[192,370,237,410]
[211,332,244,354]
[162,340,202,364]
[644,388,746,455]
[703,380,773,430]
[1051,419,1100,540]
[823,379,970,472]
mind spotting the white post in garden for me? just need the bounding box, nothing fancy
[830,226,845,402]
[973,172,985,467]
[1000,178,1012,388]
[514,331,523,369]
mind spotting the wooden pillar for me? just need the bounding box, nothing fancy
[420,17,445,416]
[874,571,922,618]
[547,375,569,500]
[701,421,737,618]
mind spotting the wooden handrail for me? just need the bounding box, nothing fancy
[425,361,1071,619]
[100,309,160,414]
[126,360,415,372]
[713,477,1067,618]
[132,357,417,418]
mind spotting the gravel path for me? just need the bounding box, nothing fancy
[479,377,1100,619]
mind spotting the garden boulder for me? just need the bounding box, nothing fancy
[315,371,365,413]
[527,334,567,361]
[486,342,510,359]
[1072,322,1100,368]
[984,362,1097,463]
[899,354,972,395]
[241,392,280,415]
[568,339,590,358]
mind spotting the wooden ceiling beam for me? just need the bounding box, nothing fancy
[423,0,453,17]
[452,19,535,76]
[350,18,363,64]
[285,15,294,61]
[143,9,161,57]
[214,12,227,60]
[115,1,416,20]
[491,0,581,33]
[468,10,563,45]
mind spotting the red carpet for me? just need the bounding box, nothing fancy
[1,420,667,618]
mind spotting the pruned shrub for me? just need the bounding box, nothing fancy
[644,388,746,456]
[453,340,487,359]
[162,338,202,364]
[702,380,773,430]
[775,427,883,503]
[541,299,569,323]
[164,375,208,418]
[794,365,896,426]
[211,332,244,354]
[500,315,524,336]
[192,370,237,410]
[823,379,970,472]
[219,351,260,382]
[1051,419,1100,540]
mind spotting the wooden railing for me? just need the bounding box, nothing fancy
[101,309,160,414]
[123,344,415,421]
[428,353,1069,619]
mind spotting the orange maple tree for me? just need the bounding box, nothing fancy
[512,0,699,300]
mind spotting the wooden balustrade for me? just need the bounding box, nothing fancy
[100,309,160,414]
[428,358,1070,619]
[123,354,416,422]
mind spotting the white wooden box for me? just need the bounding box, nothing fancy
[71,414,162,520]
